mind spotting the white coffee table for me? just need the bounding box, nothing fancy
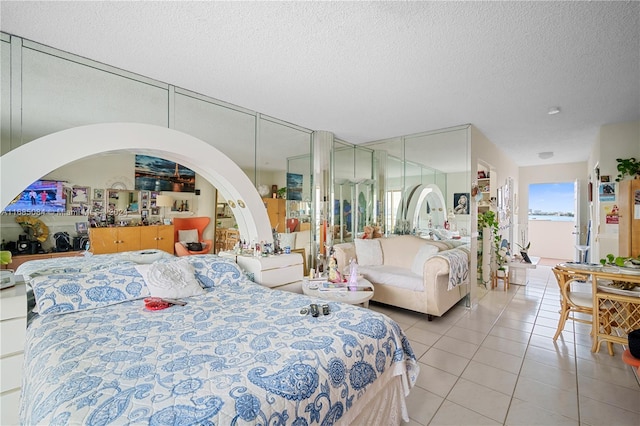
[302,277,374,307]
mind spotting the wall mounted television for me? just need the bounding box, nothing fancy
[3,180,68,214]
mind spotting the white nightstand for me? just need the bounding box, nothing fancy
[220,252,304,293]
[1,275,26,425]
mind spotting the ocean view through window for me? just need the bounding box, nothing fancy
[528,182,575,222]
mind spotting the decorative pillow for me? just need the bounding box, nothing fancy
[136,259,205,299]
[168,255,247,289]
[411,244,440,276]
[278,232,296,249]
[354,239,383,266]
[178,229,199,243]
[30,265,149,316]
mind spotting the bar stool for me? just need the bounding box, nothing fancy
[491,268,509,291]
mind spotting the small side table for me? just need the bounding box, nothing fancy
[302,278,374,307]
[508,256,540,286]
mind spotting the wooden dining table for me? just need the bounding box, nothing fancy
[555,262,640,355]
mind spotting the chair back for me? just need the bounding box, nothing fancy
[173,217,211,243]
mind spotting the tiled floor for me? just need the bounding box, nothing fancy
[369,261,640,425]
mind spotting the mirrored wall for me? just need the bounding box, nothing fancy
[0,33,312,253]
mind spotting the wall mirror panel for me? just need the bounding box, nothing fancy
[21,46,168,145]
[364,126,470,237]
[1,38,10,155]
[174,92,257,184]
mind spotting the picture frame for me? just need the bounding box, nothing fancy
[72,186,90,204]
[477,171,486,179]
[291,248,308,276]
[91,200,104,213]
[151,207,159,215]
[453,192,470,215]
[75,222,88,234]
[93,188,104,199]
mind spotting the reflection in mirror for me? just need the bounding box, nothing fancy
[107,190,139,214]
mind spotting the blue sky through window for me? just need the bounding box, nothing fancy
[529,182,575,216]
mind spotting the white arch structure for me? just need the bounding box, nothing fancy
[0,123,272,244]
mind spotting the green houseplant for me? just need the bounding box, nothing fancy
[478,210,507,277]
[615,158,640,182]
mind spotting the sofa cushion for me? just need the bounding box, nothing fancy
[355,239,383,266]
[411,244,440,276]
[359,265,424,292]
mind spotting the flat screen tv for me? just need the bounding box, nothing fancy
[3,180,67,214]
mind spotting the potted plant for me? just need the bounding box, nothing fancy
[615,157,640,182]
[478,210,506,276]
[276,187,287,199]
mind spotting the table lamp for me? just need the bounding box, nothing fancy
[156,195,173,224]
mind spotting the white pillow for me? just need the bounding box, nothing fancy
[354,239,383,266]
[279,232,296,249]
[411,244,440,276]
[136,259,205,299]
[178,229,199,243]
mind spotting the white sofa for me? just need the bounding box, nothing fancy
[333,235,470,320]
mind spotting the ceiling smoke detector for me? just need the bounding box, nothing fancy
[538,151,554,159]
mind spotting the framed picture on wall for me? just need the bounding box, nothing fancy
[453,193,470,215]
[72,186,90,204]
[93,188,104,200]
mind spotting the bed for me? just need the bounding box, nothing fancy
[18,253,419,425]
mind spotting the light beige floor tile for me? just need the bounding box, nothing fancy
[576,356,640,390]
[420,347,471,376]
[524,344,576,373]
[505,397,579,426]
[494,316,535,333]
[528,333,575,356]
[433,335,479,359]
[404,326,443,347]
[513,376,579,420]
[401,418,423,426]
[428,399,500,425]
[481,334,528,358]
[461,360,518,395]
[533,315,561,329]
[414,362,459,397]
[577,374,640,413]
[519,358,578,392]
[579,395,640,426]
[405,386,443,425]
[407,339,429,360]
[472,346,524,374]
[489,324,531,344]
[411,317,453,334]
[444,325,488,345]
[446,378,511,423]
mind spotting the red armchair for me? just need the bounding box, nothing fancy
[173,217,213,256]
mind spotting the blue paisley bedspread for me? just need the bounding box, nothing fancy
[20,255,419,425]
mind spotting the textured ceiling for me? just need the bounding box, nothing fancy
[1,1,639,169]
